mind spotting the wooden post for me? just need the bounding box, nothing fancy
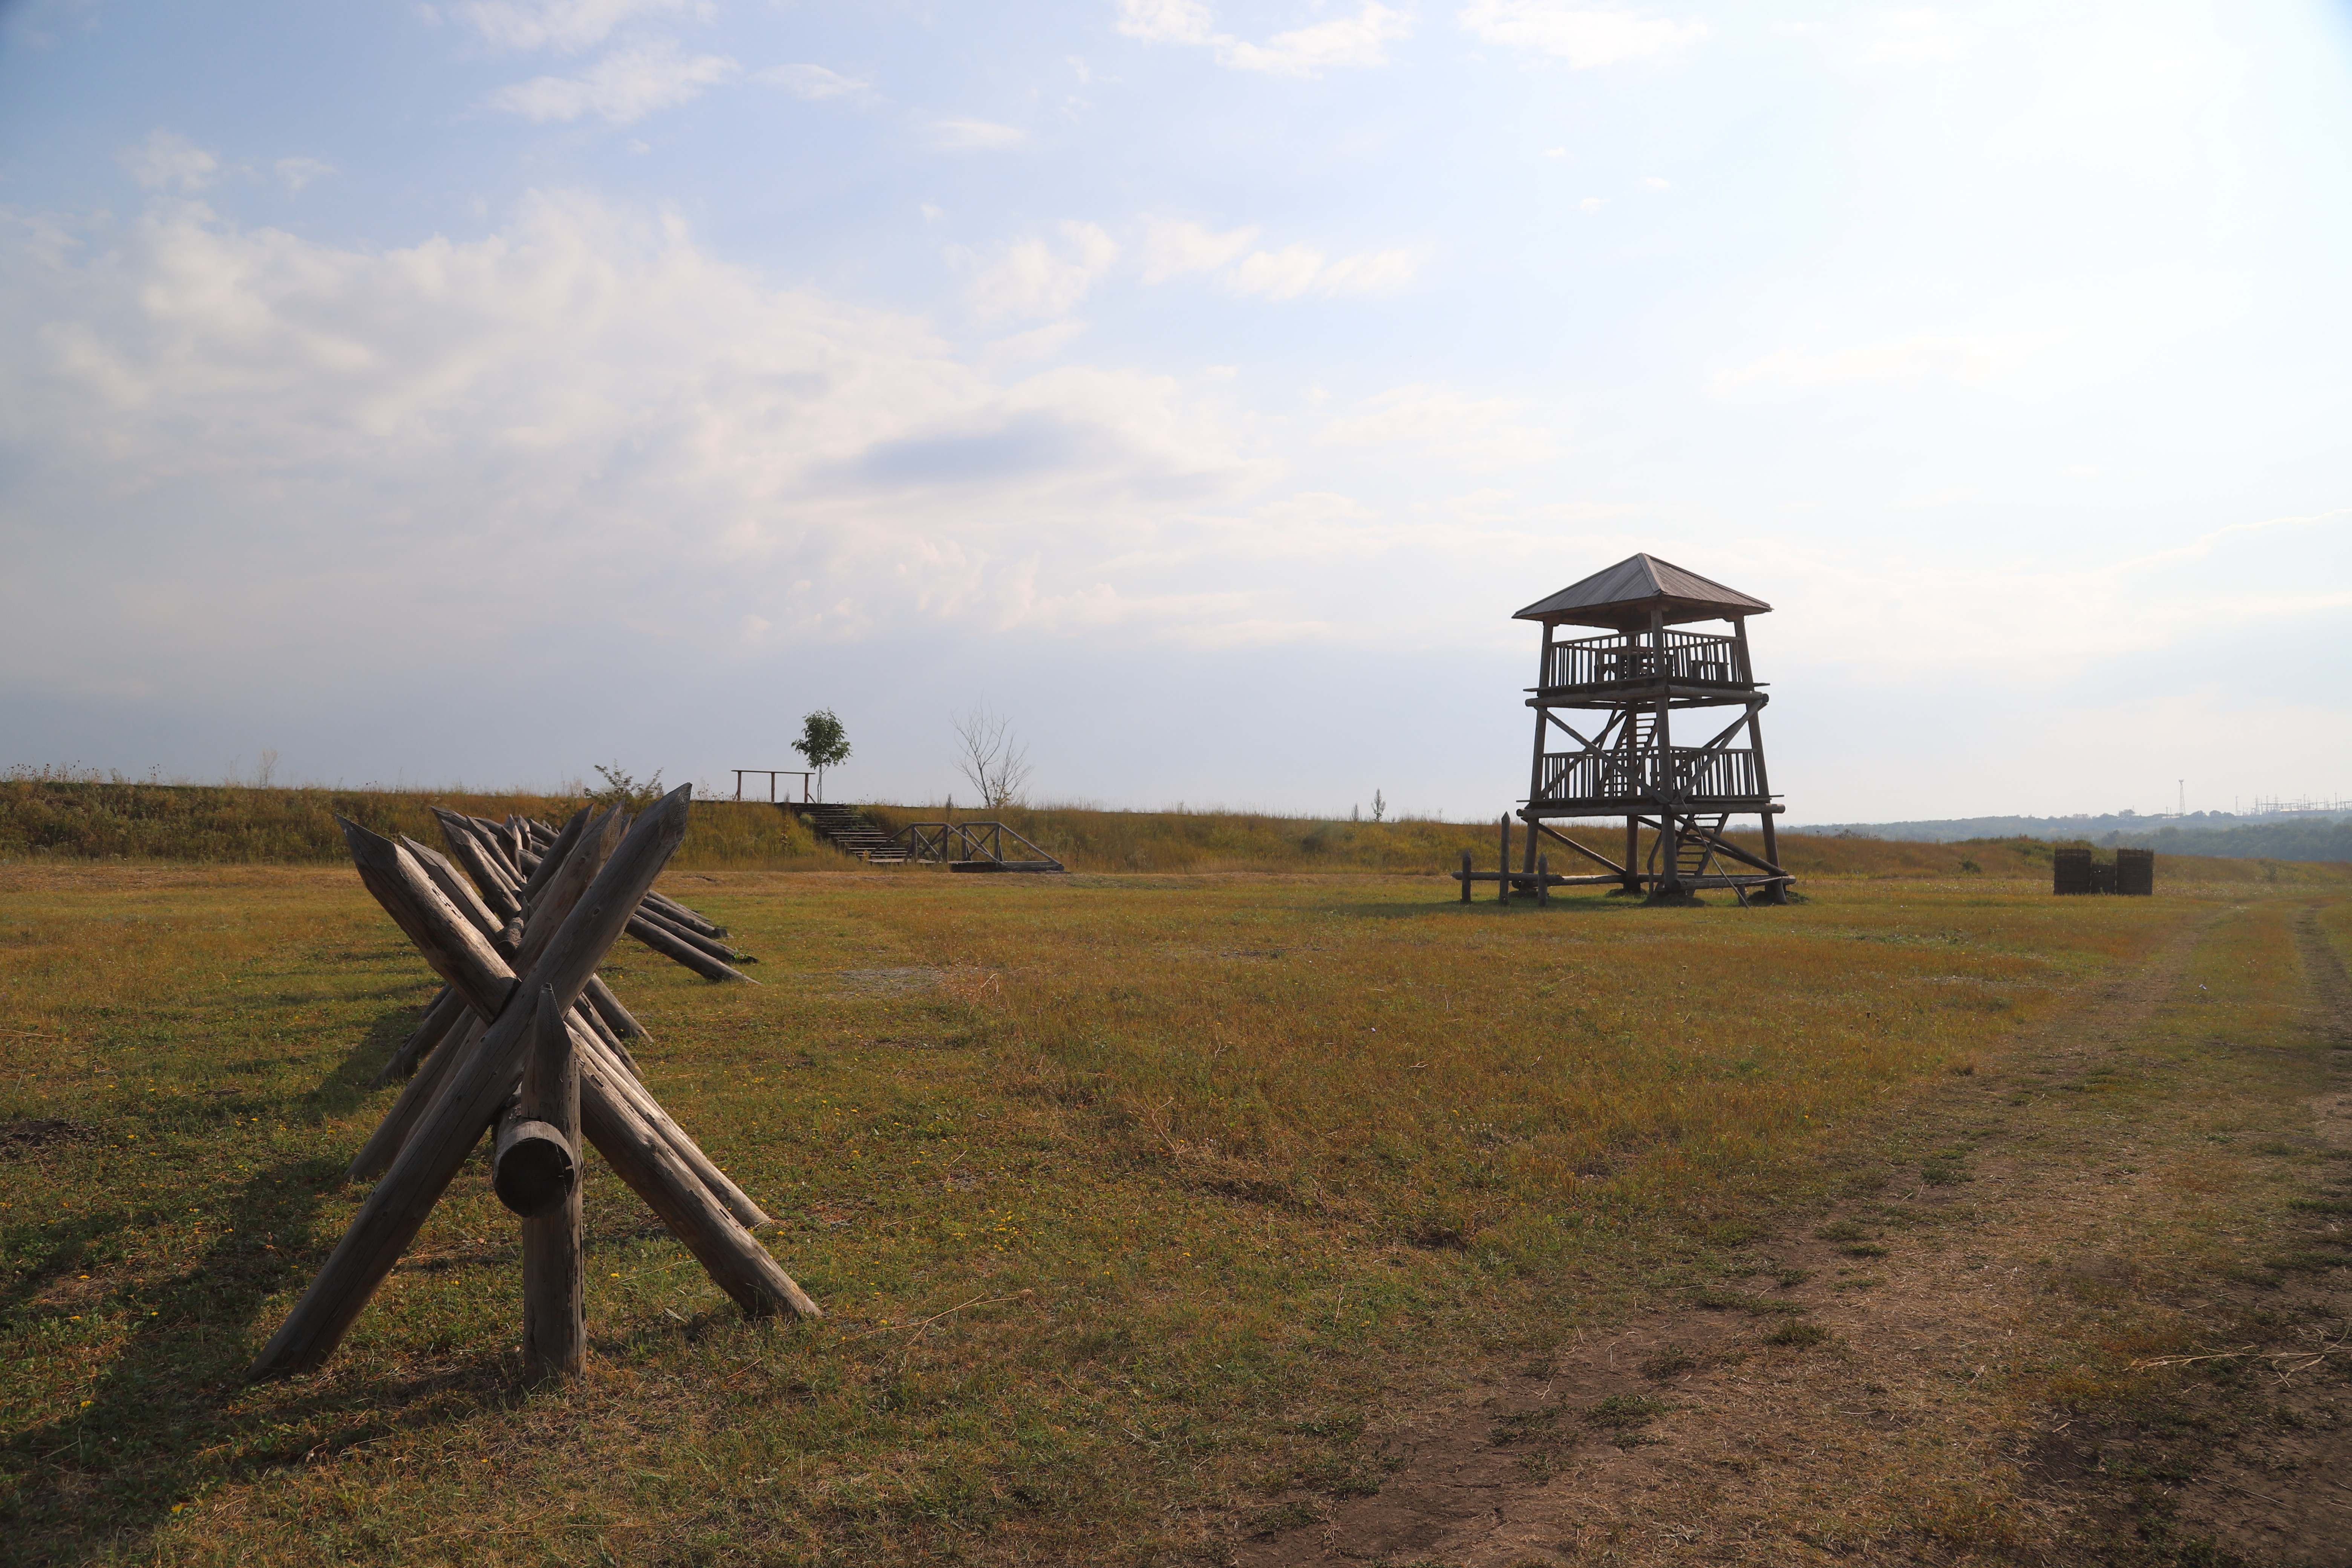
[349,1014,485,1181]
[576,1049,820,1320]
[584,973,649,1041]
[522,816,730,942]
[645,893,726,940]
[1537,854,1550,907]
[432,810,525,924]
[567,1018,772,1230]
[1623,816,1640,894]
[345,830,519,1018]
[520,985,584,1383]
[1651,607,1680,894]
[1497,815,1511,903]
[628,910,757,983]
[1743,696,1788,905]
[1459,850,1472,903]
[1528,619,1554,826]
[517,808,588,905]
[634,903,752,967]
[571,994,638,1075]
[401,837,505,943]
[249,789,700,1380]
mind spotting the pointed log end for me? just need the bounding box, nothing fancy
[337,816,403,871]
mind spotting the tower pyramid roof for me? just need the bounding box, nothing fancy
[1513,554,1772,629]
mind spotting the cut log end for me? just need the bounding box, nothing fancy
[494,1119,579,1218]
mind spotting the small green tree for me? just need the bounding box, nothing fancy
[792,710,852,801]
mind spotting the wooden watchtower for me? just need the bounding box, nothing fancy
[1514,554,1792,902]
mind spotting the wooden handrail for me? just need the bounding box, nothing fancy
[1542,629,1749,689]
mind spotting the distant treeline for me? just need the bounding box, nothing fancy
[2099,818,2352,863]
[1802,810,2352,860]
[4,778,2347,884]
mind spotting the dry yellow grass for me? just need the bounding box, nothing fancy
[0,861,2342,1565]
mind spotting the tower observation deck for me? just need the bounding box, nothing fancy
[1514,554,1791,902]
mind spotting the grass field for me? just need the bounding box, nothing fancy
[1,859,2346,1564]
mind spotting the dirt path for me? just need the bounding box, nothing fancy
[1234,906,2352,1567]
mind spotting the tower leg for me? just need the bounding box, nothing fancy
[1622,817,1641,894]
[1759,813,1787,904]
[1658,813,1683,897]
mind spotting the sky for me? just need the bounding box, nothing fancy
[2,0,2348,824]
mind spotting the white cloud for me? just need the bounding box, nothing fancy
[954,222,1122,322]
[1577,196,1608,213]
[1136,217,1261,284]
[757,63,875,101]
[1709,334,2035,396]
[1116,0,1411,77]
[1227,243,1422,300]
[273,157,337,192]
[118,130,218,193]
[1643,174,1670,188]
[0,190,1267,696]
[984,320,1092,364]
[1223,3,1412,75]
[1459,2,1710,68]
[1134,218,1419,300]
[927,118,1029,151]
[454,0,693,54]
[1115,0,1221,47]
[1321,384,1560,466]
[485,42,737,123]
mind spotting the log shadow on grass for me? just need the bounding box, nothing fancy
[3,1153,352,1560]
[328,994,443,1099]
[0,1002,510,1562]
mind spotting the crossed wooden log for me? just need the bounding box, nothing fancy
[247,786,819,1384]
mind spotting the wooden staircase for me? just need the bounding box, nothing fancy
[1672,814,1729,881]
[798,804,911,863]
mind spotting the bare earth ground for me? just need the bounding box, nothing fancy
[1233,904,2352,1568]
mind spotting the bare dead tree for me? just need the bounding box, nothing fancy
[953,704,1032,810]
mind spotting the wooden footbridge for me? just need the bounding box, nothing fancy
[792,803,1065,873]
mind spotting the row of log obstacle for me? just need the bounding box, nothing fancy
[374,806,760,1088]
[247,787,819,1385]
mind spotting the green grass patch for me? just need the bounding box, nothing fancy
[0,860,2302,1563]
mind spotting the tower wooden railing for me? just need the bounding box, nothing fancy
[1538,746,1762,802]
[1542,629,1748,689]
